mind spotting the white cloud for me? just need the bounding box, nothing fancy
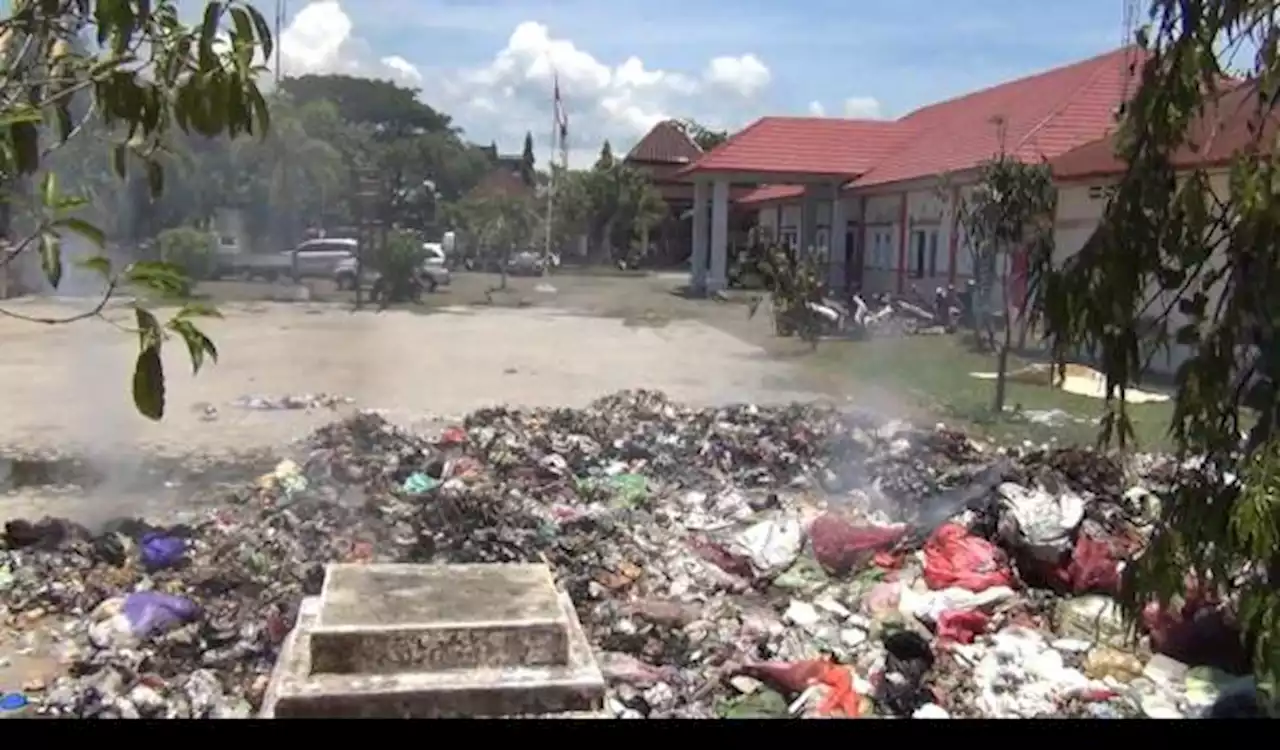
[260,4,773,168]
[271,1,422,86]
[843,96,884,119]
[431,21,774,167]
[703,54,772,98]
[807,100,826,117]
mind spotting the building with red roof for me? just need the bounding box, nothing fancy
[1048,80,1269,375]
[676,45,1143,296]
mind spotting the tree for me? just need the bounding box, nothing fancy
[520,131,536,187]
[448,192,538,289]
[1040,1,1280,689]
[1,0,274,420]
[953,151,1056,414]
[676,119,729,152]
[279,74,453,137]
[595,141,615,170]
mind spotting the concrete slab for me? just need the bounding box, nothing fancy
[310,563,570,674]
[261,592,606,718]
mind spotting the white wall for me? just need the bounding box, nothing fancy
[1053,171,1231,376]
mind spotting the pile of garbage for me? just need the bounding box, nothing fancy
[0,391,1264,718]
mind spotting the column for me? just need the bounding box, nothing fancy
[801,188,819,253]
[691,180,709,292]
[707,179,730,293]
[829,183,847,291]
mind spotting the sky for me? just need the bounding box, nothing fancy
[251,0,1130,167]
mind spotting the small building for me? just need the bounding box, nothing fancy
[624,121,755,266]
[1050,81,1269,375]
[680,46,1144,299]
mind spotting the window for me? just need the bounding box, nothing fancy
[910,229,940,278]
[814,228,829,254]
[780,228,798,250]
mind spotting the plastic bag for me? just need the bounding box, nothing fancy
[140,532,185,571]
[936,610,990,644]
[122,591,199,638]
[809,514,906,575]
[923,523,1014,592]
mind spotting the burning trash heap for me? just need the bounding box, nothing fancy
[0,390,1264,718]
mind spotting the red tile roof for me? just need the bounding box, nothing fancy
[851,46,1142,188]
[738,184,805,205]
[1051,80,1272,181]
[686,117,916,178]
[689,46,1143,196]
[626,120,703,165]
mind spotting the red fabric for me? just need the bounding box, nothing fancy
[439,426,467,445]
[809,514,907,575]
[1062,535,1122,594]
[936,610,990,644]
[922,523,1014,592]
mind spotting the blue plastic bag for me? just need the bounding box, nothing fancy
[140,533,185,571]
[121,591,198,638]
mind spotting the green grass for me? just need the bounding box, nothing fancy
[796,334,1178,449]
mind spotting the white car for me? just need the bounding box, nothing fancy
[333,243,451,291]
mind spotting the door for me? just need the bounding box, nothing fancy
[846,229,863,289]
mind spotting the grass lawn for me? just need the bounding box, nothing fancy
[795,334,1178,449]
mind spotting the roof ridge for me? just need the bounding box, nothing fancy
[1013,49,1122,157]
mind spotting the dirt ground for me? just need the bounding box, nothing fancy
[0,270,811,457]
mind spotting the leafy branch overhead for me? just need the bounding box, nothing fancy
[1040,0,1280,688]
[0,0,274,419]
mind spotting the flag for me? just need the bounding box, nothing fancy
[553,74,568,146]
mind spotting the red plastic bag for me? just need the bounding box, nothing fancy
[922,523,1014,592]
[809,514,907,575]
[1063,535,1122,594]
[936,610,990,644]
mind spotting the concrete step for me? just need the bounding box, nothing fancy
[310,563,572,674]
[260,564,606,719]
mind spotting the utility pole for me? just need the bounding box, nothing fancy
[354,166,380,311]
[274,0,286,86]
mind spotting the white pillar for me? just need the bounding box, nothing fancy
[691,180,709,291]
[707,179,730,293]
[829,183,847,290]
[801,188,819,253]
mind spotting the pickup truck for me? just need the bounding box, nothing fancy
[212,238,356,282]
[333,242,451,292]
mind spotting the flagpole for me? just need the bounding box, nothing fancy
[543,77,558,272]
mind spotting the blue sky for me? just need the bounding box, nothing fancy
[197,0,1131,164]
[366,0,1125,118]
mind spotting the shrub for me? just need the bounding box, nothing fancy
[156,227,215,281]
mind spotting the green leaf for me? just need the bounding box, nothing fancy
[39,233,62,289]
[40,171,57,208]
[134,307,164,348]
[53,217,106,249]
[112,144,128,178]
[75,255,113,278]
[125,260,189,297]
[176,302,223,319]
[132,307,166,421]
[166,317,218,374]
[131,345,165,421]
[146,159,164,197]
[199,2,224,70]
[10,122,39,174]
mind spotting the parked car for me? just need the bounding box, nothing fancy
[333,242,451,292]
[216,238,356,282]
[506,250,547,277]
